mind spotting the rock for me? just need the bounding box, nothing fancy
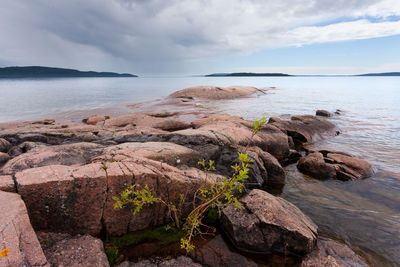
[102,142,201,167]
[0,191,49,267]
[0,175,15,192]
[301,238,368,267]
[297,151,374,180]
[84,115,109,125]
[169,85,266,99]
[221,189,318,256]
[15,164,107,235]
[248,146,285,189]
[103,113,191,131]
[102,157,224,236]
[191,235,257,267]
[37,232,110,267]
[0,152,10,164]
[117,256,201,267]
[270,115,337,146]
[0,138,11,152]
[316,110,332,117]
[1,142,104,175]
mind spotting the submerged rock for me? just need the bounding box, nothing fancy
[301,238,369,267]
[169,85,266,99]
[37,232,109,267]
[297,151,374,180]
[220,189,318,256]
[316,110,332,117]
[0,191,49,267]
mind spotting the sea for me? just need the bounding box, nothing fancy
[0,76,399,266]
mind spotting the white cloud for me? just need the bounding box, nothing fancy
[0,0,399,73]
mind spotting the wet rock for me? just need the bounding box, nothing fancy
[316,110,332,117]
[170,85,266,99]
[297,151,374,180]
[0,175,15,192]
[301,238,368,267]
[221,189,318,256]
[101,142,201,167]
[0,152,10,164]
[191,235,257,267]
[37,232,110,267]
[117,256,201,267]
[15,164,107,235]
[248,146,285,189]
[1,142,104,175]
[0,138,11,152]
[0,191,49,267]
[270,115,337,146]
[84,115,109,125]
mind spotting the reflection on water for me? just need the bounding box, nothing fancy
[1,76,399,266]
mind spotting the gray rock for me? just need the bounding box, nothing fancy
[316,110,332,117]
[221,189,318,256]
[0,138,11,152]
[117,256,201,267]
[0,152,10,164]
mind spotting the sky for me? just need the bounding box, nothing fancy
[1,0,400,76]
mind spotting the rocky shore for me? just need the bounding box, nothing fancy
[0,86,372,266]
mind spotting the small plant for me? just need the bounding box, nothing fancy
[113,117,267,252]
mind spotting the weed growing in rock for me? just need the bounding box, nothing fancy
[113,117,267,252]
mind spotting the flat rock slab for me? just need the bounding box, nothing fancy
[0,191,49,267]
[37,232,109,267]
[1,142,104,175]
[169,85,266,99]
[297,151,374,180]
[221,189,318,256]
[117,256,202,267]
[301,238,368,267]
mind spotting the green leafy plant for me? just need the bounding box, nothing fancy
[113,117,267,252]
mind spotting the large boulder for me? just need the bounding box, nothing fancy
[269,115,338,146]
[301,238,368,267]
[37,232,110,267]
[221,189,318,256]
[169,85,266,99]
[0,191,49,267]
[14,157,224,236]
[15,164,108,235]
[1,142,104,175]
[297,151,374,180]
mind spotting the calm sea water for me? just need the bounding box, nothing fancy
[1,77,399,266]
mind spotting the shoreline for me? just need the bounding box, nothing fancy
[0,85,381,266]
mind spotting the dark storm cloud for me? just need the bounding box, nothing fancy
[0,0,399,74]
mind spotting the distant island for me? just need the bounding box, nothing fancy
[0,66,137,78]
[356,72,400,76]
[206,72,291,77]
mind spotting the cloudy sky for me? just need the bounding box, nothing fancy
[1,0,400,75]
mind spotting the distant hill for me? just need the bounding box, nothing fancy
[0,66,137,78]
[357,72,400,76]
[206,72,291,77]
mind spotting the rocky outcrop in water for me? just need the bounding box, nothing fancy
[297,150,374,180]
[0,87,370,266]
[169,85,266,99]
